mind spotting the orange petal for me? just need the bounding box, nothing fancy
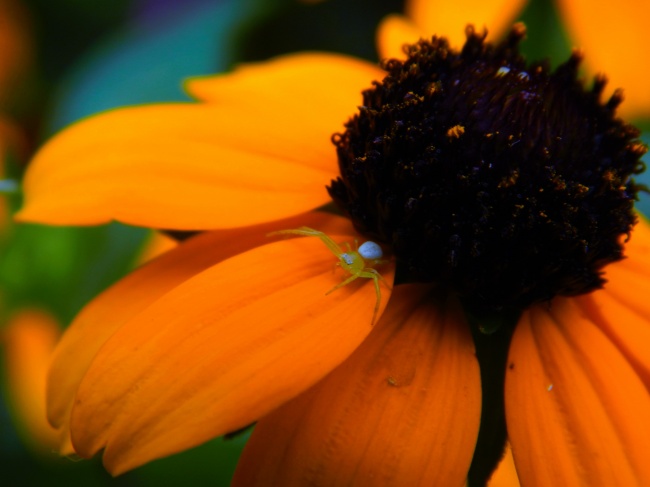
[376,14,424,61]
[506,297,650,485]
[232,286,481,487]
[604,264,650,317]
[383,0,528,52]
[70,232,395,474]
[3,309,60,451]
[18,100,341,229]
[575,286,650,394]
[573,218,650,390]
[186,52,384,128]
[618,217,650,275]
[555,0,650,120]
[47,211,352,450]
[574,222,650,391]
[19,53,382,230]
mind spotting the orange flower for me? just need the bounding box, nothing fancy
[2,309,62,453]
[16,24,650,487]
[381,0,650,120]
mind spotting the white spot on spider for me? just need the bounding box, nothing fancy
[496,66,511,77]
[547,383,554,392]
[359,241,383,260]
[341,253,355,265]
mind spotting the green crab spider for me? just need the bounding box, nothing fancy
[268,226,391,324]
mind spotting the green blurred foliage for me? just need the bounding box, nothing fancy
[24,0,131,79]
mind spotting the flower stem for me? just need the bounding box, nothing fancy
[466,309,518,487]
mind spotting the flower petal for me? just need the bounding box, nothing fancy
[378,0,527,59]
[409,0,527,47]
[376,14,424,61]
[555,0,650,120]
[506,297,650,485]
[232,286,481,487]
[70,232,395,474]
[19,53,384,229]
[47,211,352,451]
[575,221,650,391]
[18,100,340,229]
[3,309,60,452]
[186,52,384,128]
[619,217,650,275]
[575,287,650,394]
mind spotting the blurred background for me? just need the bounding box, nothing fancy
[0,0,647,485]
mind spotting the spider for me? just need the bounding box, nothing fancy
[268,226,391,324]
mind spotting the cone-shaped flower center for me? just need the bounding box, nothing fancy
[328,24,647,315]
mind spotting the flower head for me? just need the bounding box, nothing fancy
[17,20,650,487]
[331,24,644,314]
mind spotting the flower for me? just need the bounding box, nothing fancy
[17,21,650,487]
[381,0,650,120]
[2,309,62,453]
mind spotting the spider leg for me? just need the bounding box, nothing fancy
[268,226,323,238]
[358,271,383,325]
[372,276,381,325]
[314,233,346,258]
[268,227,345,258]
[361,268,392,290]
[377,271,392,290]
[325,272,361,295]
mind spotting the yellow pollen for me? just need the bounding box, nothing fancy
[446,124,465,138]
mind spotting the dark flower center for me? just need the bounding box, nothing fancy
[328,24,647,315]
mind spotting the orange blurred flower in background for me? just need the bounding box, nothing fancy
[2,309,61,453]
